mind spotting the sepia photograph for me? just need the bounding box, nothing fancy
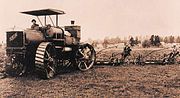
[0,0,179,97]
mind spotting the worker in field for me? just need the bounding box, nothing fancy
[170,45,179,59]
[172,45,178,53]
[121,44,132,61]
[163,45,179,64]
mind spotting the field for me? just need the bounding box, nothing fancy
[0,47,179,97]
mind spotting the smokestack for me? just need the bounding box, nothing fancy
[71,20,75,25]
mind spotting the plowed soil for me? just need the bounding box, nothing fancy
[0,47,179,97]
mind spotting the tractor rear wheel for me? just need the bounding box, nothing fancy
[77,44,96,71]
[35,42,57,79]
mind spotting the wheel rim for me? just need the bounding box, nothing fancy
[35,42,57,79]
[78,44,96,71]
[44,44,57,78]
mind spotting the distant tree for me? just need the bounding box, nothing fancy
[102,42,107,48]
[129,37,135,46]
[142,40,151,48]
[149,35,161,47]
[150,35,155,46]
[123,37,127,43]
[92,41,98,48]
[103,37,109,48]
[176,36,180,43]
[169,36,175,43]
[115,37,122,43]
[154,35,161,46]
[164,36,168,43]
[159,36,163,42]
[135,36,140,45]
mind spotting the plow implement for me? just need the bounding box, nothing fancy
[95,46,180,66]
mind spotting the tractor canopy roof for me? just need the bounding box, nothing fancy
[21,9,65,26]
[21,9,65,16]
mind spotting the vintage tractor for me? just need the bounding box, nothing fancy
[5,9,96,79]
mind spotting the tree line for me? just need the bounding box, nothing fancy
[91,35,180,48]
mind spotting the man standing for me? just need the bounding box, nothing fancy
[121,44,132,60]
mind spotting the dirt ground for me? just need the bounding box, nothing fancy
[0,47,180,97]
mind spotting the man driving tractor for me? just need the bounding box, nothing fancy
[31,19,39,30]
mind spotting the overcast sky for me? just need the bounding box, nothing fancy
[0,0,180,42]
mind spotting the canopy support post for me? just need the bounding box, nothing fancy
[37,16,43,26]
[45,15,46,25]
[56,15,58,27]
[49,16,55,27]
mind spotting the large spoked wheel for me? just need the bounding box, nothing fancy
[35,42,57,79]
[77,44,96,71]
[5,55,26,76]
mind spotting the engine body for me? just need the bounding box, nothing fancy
[6,25,80,68]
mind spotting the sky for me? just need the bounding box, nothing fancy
[1,0,180,42]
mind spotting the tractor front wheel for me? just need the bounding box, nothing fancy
[77,44,96,71]
[5,55,26,76]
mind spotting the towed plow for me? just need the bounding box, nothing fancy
[95,45,180,66]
